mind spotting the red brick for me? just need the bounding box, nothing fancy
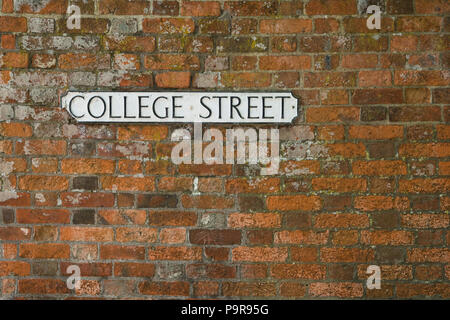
[116,227,157,243]
[61,262,112,277]
[259,55,311,70]
[19,175,68,191]
[395,70,449,86]
[314,213,369,228]
[0,52,28,69]
[187,264,236,279]
[224,1,277,16]
[232,247,287,262]
[320,248,375,263]
[221,72,271,88]
[342,54,378,69]
[359,70,392,87]
[99,0,149,15]
[61,158,115,174]
[16,209,70,224]
[407,248,450,263]
[396,283,450,298]
[280,283,307,297]
[20,243,69,259]
[148,247,202,261]
[415,0,450,13]
[0,227,31,240]
[310,282,363,298]
[275,230,329,245]
[0,261,30,276]
[182,195,234,209]
[189,229,241,245]
[399,179,450,194]
[267,195,322,211]
[143,18,194,33]
[0,17,27,32]
[312,178,367,192]
[155,72,190,88]
[228,213,281,228]
[114,262,155,277]
[226,177,280,193]
[181,1,221,16]
[101,176,155,192]
[306,0,357,15]
[16,140,66,155]
[160,228,186,244]
[193,281,219,296]
[307,107,360,123]
[349,125,403,140]
[118,125,168,141]
[396,16,442,32]
[353,160,407,176]
[101,245,145,260]
[61,192,114,207]
[399,143,450,158]
[260,19,312,33]
[271,264,326,279]
[19,279,69,294]
[361,230,414,245]
[60,227,114,242]
[352,89,403,104]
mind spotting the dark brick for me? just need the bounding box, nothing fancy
[217,37,268,53]
[407,125,434,141]
[387,0,413,14]
[371,212,399,229]
[322,195,352,211]
[433,88,449,104]
[284,178,310,192]
[416,230,444,246]
[118,193,134,207]
[73,209,96,225]
[69,141,96,156]
[389,107,441,122]
[283,213,311,229]
[153,1,179,15]
[328,264,354,280]
[367,142,396,159]
[189,229,241,245]
[375,247,405,264]
[31,261,58,276]
[361,106,387,122]
[238,196,265,212]
[2,208,15,224]
[137,194,178,208]
[246,230,273,245]
[73,176,98,190]
[411,196,440,211]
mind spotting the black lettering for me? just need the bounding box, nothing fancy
[213,96,226,119]
[68,95,85,118]
[262,96,274,119]
[123,96,135,118]
[247,96,259,119]
[87,96,106,119]
[200,96,212,119]
[109,96,121,118]
[138,96,151,118]
[172,96,183,119]
[153,96,169,119]
[230,96,243,119]
[276,96,290,119]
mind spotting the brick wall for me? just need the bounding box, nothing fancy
[0,0,449,299]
